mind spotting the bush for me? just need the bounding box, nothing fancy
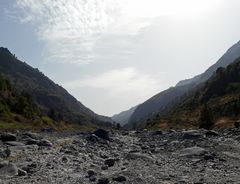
[199,104,214,130]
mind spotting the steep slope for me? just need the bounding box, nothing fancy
[146,58,240,129]
[112,106,138,126]
[177,40,240,87]
[128,41,240,129]
[0,47,111,126]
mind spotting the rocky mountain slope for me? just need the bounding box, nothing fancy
[146,57,240,130]
[0,47,112,127]
[112,106,138,126]
[127,41,240,129]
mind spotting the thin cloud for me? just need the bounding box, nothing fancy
[63,67,161,99]
[14,0,121,64]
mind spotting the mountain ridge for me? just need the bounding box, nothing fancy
[127,40,240,129]
[0,47,112,127]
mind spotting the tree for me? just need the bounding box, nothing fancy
[116,123,121,130]
[199,104,214,130]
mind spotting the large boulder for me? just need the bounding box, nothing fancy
[0,133,17,142]
[93,129,110,140]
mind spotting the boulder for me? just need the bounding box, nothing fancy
[113,176,127,182]
[87,170,95,177]
[104,158,115,167]
[24,138,40,145]
[0,148,11,158]
[23,132,42,140]
[0,133,17,142]
[0,161,18,176]
[98,177,110,184]
[93,129,109,140]
[182,130,204,140]
[179,146,208,157]
[5,141,25,146]
[37,139,53,147]
[18,168,27,176]
[205,130,219,137]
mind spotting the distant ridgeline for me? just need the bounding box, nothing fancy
[125,41,240,130]
[146,58,240,130]
[0,47,112,130]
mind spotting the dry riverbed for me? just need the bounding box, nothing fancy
[1,128,240,184]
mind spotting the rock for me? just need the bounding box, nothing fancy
[23,132,42,140]
[0,161,18,176]
[89,176,97,182]
[86,134,99,143]
[61,156,68,163]
[113,176,127,182]
[98,177,110,184]
[152,130,163,136]
[179,146,208,157]
[0,133,17,142]
[205,130,219,137]
[5,141,25,146]
[104,158,115,167]
[87,170,95,177]
[24,138,40,145]
[0,148,11,158]
[182,130,204,140]
[101,165,108,170]
[204,154,215,161]
[93,129,109,140]
[234,120,240,128]
[38,139,53,147]
[18,168,27,176]
[22,163,38,174]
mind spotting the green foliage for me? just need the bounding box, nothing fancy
[199,104,214,129]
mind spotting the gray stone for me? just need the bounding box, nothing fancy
[0,133,17,142]
[94,129,109,140]
[104,158,115,167]
[87,170,95,177]
[182,130,204,140]
[0,161,18,176]
[98,177,109,184]
[38,139,53,147]
[23,132,42,140]
[18,168,27,176]
[5,141,25,146]
[179,146,208,157]
[113,176,127,182]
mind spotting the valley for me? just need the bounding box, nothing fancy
[1,128,240,183]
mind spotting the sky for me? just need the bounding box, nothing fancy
[1,0,240,116]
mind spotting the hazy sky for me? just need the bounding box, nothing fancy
[1,0,240,116]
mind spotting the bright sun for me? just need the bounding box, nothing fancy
[121,0,221,18]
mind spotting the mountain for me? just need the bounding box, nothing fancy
[127,41,240,129]
[112,106,138,126]
[177,40,240,87]
[0,47,112,128]
[146,57,240,129]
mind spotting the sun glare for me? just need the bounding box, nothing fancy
[121,0,221,19]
